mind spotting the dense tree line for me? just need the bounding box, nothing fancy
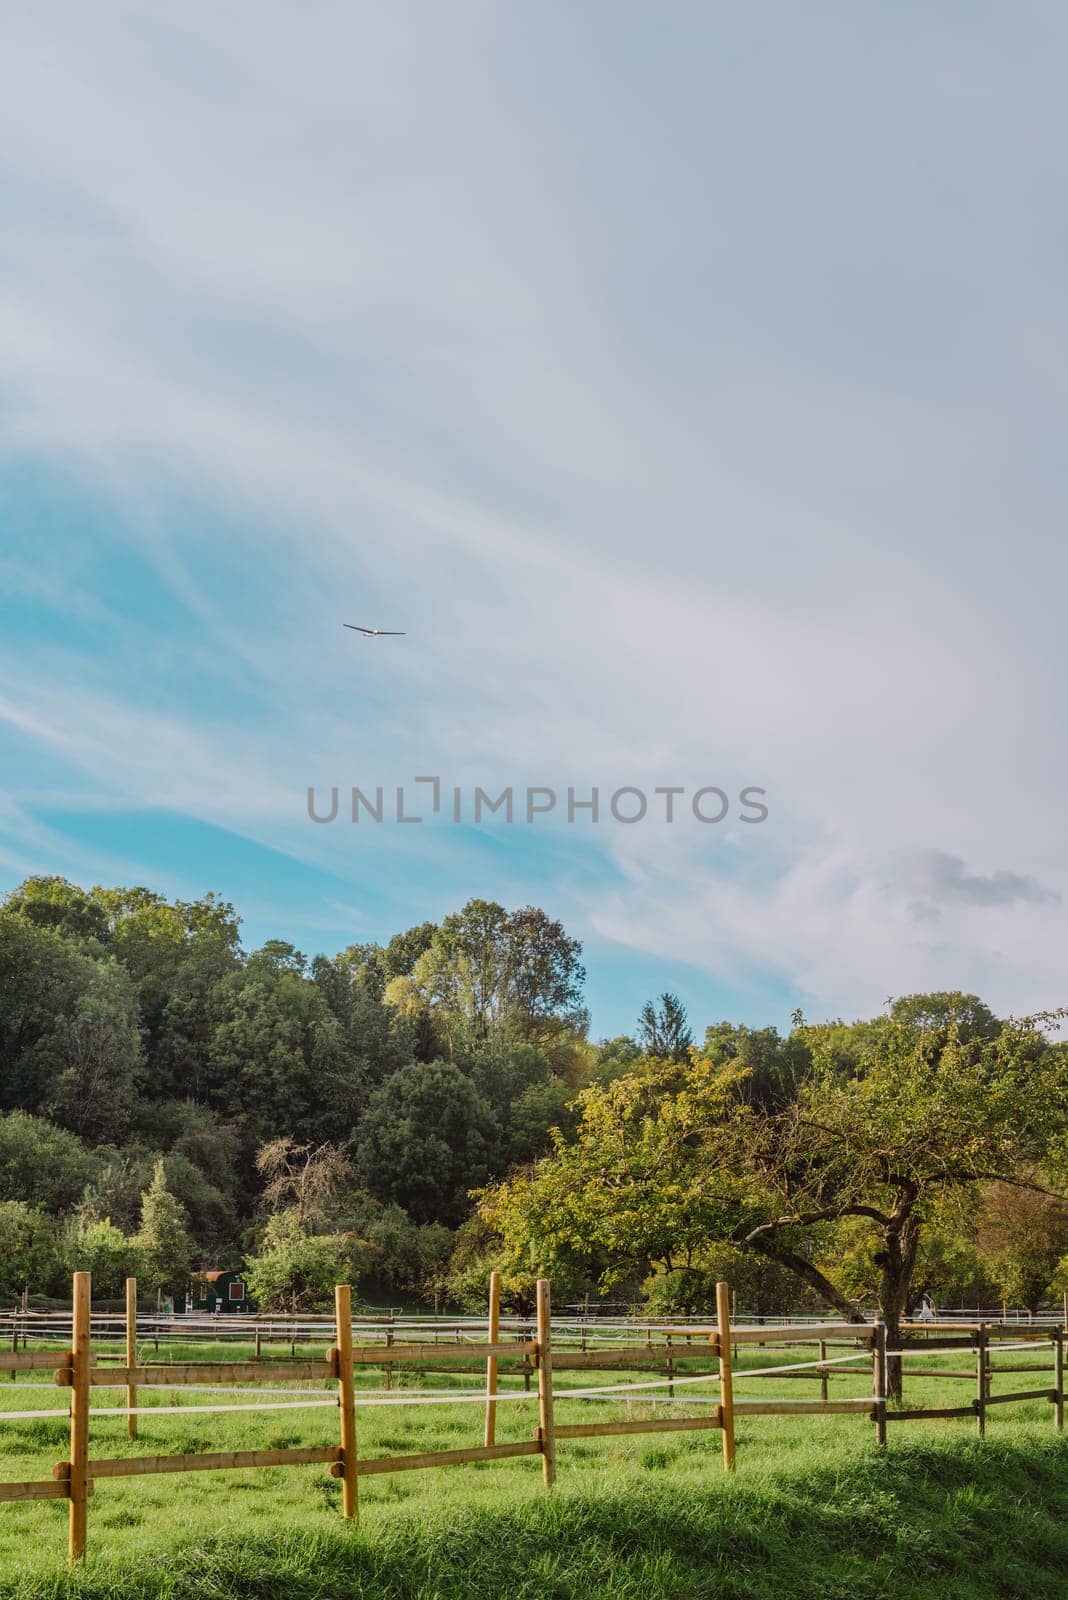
[0,878,588,1305]
[2,875,1067,1354]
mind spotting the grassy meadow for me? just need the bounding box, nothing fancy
[0,1337,1065,1600]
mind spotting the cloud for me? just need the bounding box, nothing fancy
[900,850,1060,911]
[2,6,1068,1024]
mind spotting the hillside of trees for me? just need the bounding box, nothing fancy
[2,875,1067,1359]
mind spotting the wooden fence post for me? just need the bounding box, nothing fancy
[976,1326,987,1438]
[68,1271,91,1562]
[1054,1327,1064,1434]
[819,1338,828,1405]
[716,1280,735,1472]
[125,1277,138,1441]
[484,1270,501,1449]
[334,1284,358,1521]
[535,1278,555,1489]
[872,1320,887,1446]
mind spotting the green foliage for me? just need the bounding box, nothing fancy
[355,1059,498,1225]
[976,1179,1068,1311]
[479,1058,752,1304]
[136,1160,195,1297]
[643,1248,802,1317]
[62,1217,143,1297]
[0,1200,63,1297]
[244,1210,367,1311]
[0,1111,98,1212]
[343,1192,454,1304]
[385,899,585,1057]
[203,957,354,1141]
[638,993,694,1062]
[480,1002,1068,1353]
[702,1022,811,1112]
[0,911,142,1140]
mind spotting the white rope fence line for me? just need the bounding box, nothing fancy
[0,1409,69,1420]
[0,1350,873,1419]
[91,1399,341,1417]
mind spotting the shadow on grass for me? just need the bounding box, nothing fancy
[8,1436,1068,1600]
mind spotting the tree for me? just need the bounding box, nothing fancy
[0,1112,98,1213]
[203,958,353,1141]
[0,913,140,1138]
[256,1138,351,1234]
[638,994,694,1063]
[244,1210,366,1312]
[136,1160,194,1298]
[976,1179,1068,1311]
[0,1202,63,1298]
[385,901,586,1056]
[731,1006,1067,1380]
[62,1218,143,1298]
[51,961,143,1142]
[3,875,110,943]
[479,1059,748,1305]
[355,1060,497,1224]
[480,1000,1068,1396]
[643,1248,801,1318]
[703,1022,811,1112]
[382,923,436,980]
[504,908,586,1037]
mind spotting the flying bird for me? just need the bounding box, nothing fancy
[343,624,406,637]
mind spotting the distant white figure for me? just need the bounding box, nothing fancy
[917,1293,935,1322]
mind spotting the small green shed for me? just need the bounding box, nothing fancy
[189,1269,252,1313]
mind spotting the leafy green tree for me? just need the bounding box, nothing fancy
[204,956,352,1141]
[703,1022,811,1112]
[480,1000,1068,1396]
[638,993,694,1062]
[0,1202,63,1298]
[643,1248,801,1318]
[0,1112,98,1213]
[79,1147,234,1253]
[479,1059,747,1302]
[51,961,143,1142]
[590,1036,643,1086]
[62,1218,143,1297]
[91,887,241,1097]
[383,922,436,980]
[244,1210,367,1311]
[3,876,109,943]
[311,948,412,1085]
[976,1179,1068,1311]
[355,1060,497,1225]
[385,901,585,1056]
[136,1160,194,1298]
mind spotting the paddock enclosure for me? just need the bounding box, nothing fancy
[1,1273,1064,1564]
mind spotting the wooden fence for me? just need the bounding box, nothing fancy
[0,1274,1063,1565]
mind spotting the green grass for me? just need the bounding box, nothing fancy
[0,1340,1065,1599]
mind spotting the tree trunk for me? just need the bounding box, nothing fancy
[876,1217,919,1401]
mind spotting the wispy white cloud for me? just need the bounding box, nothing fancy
[1,4,1067,1020]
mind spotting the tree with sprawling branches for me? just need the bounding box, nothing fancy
[480,998,1068,1397]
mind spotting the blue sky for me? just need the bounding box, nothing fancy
[2,4,1067,1037]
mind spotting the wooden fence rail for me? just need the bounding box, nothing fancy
[0,1277,1062,1565]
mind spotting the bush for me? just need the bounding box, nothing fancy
[61,1218,144,1297]
[0,1201,63,1297]
[244,1210,371,1311]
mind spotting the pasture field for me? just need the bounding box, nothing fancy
[0,1339,1065,1600]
